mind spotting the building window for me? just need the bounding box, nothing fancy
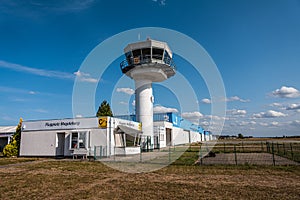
[70,131,87,149]
[152,48,164,60]
[141,48,151,60]
[163,50,171,64]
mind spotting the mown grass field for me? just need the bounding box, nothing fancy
[0,158,299,200]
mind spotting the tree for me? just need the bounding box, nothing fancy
[96,100,113,117]
[237,133,244,139]
[3,118,22,157]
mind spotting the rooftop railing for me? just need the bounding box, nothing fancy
[120,55,176,73]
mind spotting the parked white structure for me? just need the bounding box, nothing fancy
[0,126,16,152]
[20,117,142,157]
[20,113,212,158]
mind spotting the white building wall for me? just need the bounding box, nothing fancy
[172,127,189,145]
[89,129,108,156]
[20,131,56,156]
[190,131,201,143]
[154,126,166,148]
[205,134,210,141]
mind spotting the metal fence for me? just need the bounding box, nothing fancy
[93,146,108,160]
[93,141,300,166]
[197,141,300,166]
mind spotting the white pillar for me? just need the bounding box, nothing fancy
[135,79,154,149]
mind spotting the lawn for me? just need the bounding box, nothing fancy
[0,159,299,200]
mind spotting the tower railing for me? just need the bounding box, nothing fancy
[120,55,176,73]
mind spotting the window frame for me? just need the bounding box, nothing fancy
[69,131,88,149]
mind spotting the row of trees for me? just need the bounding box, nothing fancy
[2,101,113,157]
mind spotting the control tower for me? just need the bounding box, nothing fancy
[120,39,176,150]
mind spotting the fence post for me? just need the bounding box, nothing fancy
[261,141,264,152]
[277,142,279,154]
[199,148,203,165]
[283,143,286,155]
[223,142,226,153]
[114,147,116,161]
[234,145,237,165]
[169,146,171,163]
[140,146,142,162]
[272,142,275,166]
[242,142,244,153]
[99,146,102,159]
[290,143,294,160]
[94,146,96,160]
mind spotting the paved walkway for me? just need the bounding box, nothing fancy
[199,153,299,165]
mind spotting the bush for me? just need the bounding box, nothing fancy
[3,118,22,157]
[3,140,18,157]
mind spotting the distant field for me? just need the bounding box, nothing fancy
[0,158,299,200]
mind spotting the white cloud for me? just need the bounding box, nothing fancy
[201,98,211,104]
[132,100,136,106]
[201,96,249,103]
[253,110,287,118]
[74,71,98,83]
[182,111,203,119]
[153,105,178,113]
[228,120,256,127]
[119,101,128,105]
[270,121,279,126]
[34,109,48,113]
[0,86,39,96]
[227,109,247,116]
[286,103,300,110]
[182,111,204,124]
[272,86,300,98]
[0,0,95,17]
[199,121,210,126]
[238,120,256,126]
[204,115,226,121]
[290,120,300,127]
[259,122,268,126]
[152,0,166,6]
[269,102,283,107]
[0,60,74,80]
[225,96,250,102]
[116,87,135,95]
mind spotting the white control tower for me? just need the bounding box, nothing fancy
[120,39,176,150]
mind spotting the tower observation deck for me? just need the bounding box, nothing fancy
[120,39,176,151]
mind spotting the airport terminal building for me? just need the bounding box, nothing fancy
[20,112,213,158]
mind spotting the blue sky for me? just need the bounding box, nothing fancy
[0,0,300,137]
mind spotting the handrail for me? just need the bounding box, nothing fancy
[120,55,176,73]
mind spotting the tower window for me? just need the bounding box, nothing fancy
[152,48,163,60]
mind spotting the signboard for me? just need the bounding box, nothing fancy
[22,117,99,131]
[114,118,142,132]
[98,117,107,128]
[133,57,140,64]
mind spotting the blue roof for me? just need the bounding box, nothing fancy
[115,112,204,133]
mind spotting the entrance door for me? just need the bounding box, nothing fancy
[56,133,65,157]
[166,128,172,146]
